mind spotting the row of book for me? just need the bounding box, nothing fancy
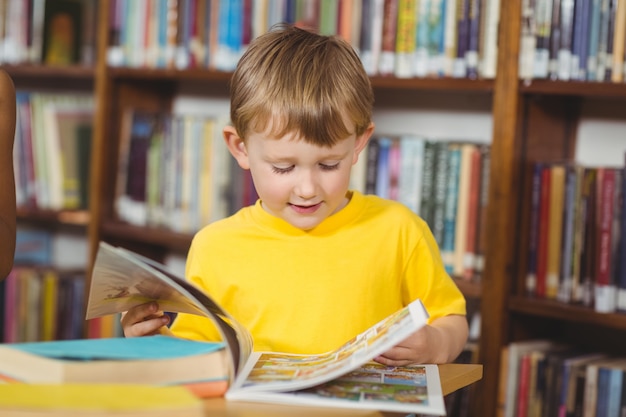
[525,160,626,314]
[13,92,94,212]
[107,0,502,79]
[0,0,97,66]
[115,109,244,233]
[500,339,626,417]
[351,137,490,281]
[519,0,626,82]
[1,266,87,343]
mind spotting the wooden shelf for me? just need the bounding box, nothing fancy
[509,296,626,331]
[17,208,90,228]
[100,221,193,253]
[453,278,482,299]
[519,79,626,98]
[369,76,494,92]
[2,64,95,90]
[107,67,494,93]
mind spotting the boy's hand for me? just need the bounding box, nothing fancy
[121,302,171,337]
[374,315,469,366]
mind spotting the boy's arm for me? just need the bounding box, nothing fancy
[374,314,469,365]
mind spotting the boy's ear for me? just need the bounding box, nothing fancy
[353,122,375,164]
[223,125,250,170]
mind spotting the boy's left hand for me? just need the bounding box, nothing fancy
[373,315,469,366]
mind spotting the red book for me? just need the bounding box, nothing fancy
[463,145,481,280]
[594,168,617,313]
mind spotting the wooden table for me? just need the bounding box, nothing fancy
[203,363,483,416]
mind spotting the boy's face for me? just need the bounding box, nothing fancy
[224,123,373,230]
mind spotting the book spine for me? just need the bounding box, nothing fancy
[365,138,380,195]
[603,0,618,80]
[595,0,612,81]
[453,144,474,277]
[569,0,586,78]
[617,156,626,311]
[375,137,392,199]
[394,0,418,78]
[611,0,626,83]
[474,145,490,276]
[546,164,565,299]
[548,0,563,79]
[443,0,459,76]
[557,0,575,80]
[398,136,425,214]
[432,142,450,247]
[414,0,430,77]
[594,168,617,313]
[587,0,602,80]
[427,0,446,76]
[580,168,598,307]
[379,0,399,75]
[536,165,552,298]
[557,164,577,303]
[442,144,461,274]
[463,145,482,280]
[465,0,482,78]
[527,162,543,296]
[419,140,437,226]
[534,0,554,78]
[453,0,470,77]
[479,0,501,78]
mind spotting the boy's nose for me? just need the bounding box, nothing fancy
[294,171,317,199]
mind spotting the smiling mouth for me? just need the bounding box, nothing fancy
[290,202,322,213]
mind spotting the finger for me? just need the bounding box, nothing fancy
[120,302,159,326]
[373,355,414,367]
[125,315,170,337]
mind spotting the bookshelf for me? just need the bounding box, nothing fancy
[7,0,626,415]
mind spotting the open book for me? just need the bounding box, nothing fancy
[86,242,446,415]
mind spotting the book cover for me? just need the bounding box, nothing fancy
[0,335,227,392]
[86,242,445,415]
[0,384,204,417]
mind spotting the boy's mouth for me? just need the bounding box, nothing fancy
[289,202,322,214]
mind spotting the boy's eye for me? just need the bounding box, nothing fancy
[272,165,294,174]
[320,162,340,171]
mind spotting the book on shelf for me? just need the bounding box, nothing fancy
[0,335,228,398]
[0,384,204,417]
[86,242,446,415]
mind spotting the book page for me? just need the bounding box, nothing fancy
[229,363,446,416]
[85,242,253,378]
[227,299,429,395]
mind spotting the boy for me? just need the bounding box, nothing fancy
[122,24,468,365]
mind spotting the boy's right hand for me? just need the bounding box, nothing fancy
[121,302,171,337]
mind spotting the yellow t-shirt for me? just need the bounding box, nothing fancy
[170,191,466,354]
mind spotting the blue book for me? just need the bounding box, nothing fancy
[442,145,461,274]
[375,137,392,199]
[0,335,227,385]
[586,0,602,80]
[14,229,53,266]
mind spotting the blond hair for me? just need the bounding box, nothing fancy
[229,24,374,146]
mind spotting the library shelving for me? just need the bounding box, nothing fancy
[8,0,626,416]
